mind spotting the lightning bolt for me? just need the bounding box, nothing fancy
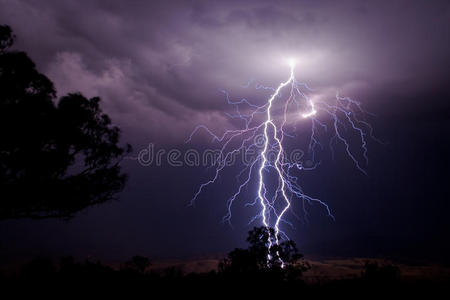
[187,59,378,267]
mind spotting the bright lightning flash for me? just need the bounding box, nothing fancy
[186,58,378,267]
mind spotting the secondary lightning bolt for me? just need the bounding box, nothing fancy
[187,58,377,266]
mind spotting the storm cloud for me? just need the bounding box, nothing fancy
[1,0,448,144]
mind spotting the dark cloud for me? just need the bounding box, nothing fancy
[1,0,448,143]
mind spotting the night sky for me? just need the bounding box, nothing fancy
[0,0,449,264]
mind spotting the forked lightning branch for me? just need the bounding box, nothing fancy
[187,59,378,264]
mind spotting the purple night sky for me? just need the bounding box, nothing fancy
[0,0,449,263]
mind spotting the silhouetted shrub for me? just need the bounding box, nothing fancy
[218,226,310,283]
[362,261,401,283]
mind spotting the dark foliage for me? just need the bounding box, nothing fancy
[1,254,445,297]
[362,261,401,283]
[0,25,131,219]
[218,226,310,283]
[0,230,446,297]
[122,255,151,273]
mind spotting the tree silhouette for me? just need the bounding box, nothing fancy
[363,261,400,283]
[219,226,309,281]
[0,25,131,219]
[123,255,151,273]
